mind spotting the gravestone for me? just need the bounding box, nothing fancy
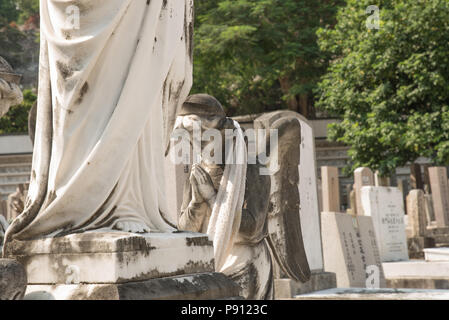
[254,110,323,272]
[423,165,432,193]
[424,194,436,223]
[254,111,336,298]
[406,190,435,259]
[407,190,427,238]
[428,167,449,227]
[375,171,391,187]
[321,212,386,288]
[321,166,340,212]
[354,168,374,215]
[361,187,409,262]
[410,163,424,190]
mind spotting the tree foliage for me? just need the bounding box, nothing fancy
[316,0,449,175]
[193,0,343,116]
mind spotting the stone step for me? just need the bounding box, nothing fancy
[424,248,449,262]
[294,288,449,300]
[383,260,449,278]
[0,174,30,184]
[0,163,32,174]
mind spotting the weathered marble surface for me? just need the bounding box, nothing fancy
[4,231,214,284]
[0,259,27,300]
[24,272,240,300]
[254,110,323,272]
[3,0,194,247]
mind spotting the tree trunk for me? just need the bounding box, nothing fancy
[279,76,299,112]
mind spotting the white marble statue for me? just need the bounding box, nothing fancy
[3,0,194,248]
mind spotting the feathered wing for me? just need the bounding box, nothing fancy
[258,116,311,282]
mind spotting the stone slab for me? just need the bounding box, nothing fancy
[361,187,409,262]
[294,287,449,300]
[383,260,449,278]
[24,272,241,300]
[4,231,215,284]
[387,277,449,290]
[424,248,449,262]
[274,271,336,299]
[321,212,386,288]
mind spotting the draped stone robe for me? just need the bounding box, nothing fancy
[4,0,194,243]
[178,163,273,300]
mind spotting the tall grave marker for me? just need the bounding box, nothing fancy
[361,187,409,262]
[354,167,374,215]
[321,212,386,288]
[428,167,449,228]
[321,166,341,212]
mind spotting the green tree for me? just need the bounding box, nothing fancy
[316,0,449,175]
[193,0,343,116]
[16,0,39,24]
[0,89,36,134]
[0,0,19,25]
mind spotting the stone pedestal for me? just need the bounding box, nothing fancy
[274,271,336,299]
[4,231,240,300]
[24,272,240,300]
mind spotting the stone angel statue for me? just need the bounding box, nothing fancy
[174,94,311,300]
[0,56,23,118]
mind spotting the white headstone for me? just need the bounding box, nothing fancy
[321,212,386,288]
[297,116,323,271]
[361,186,409,262]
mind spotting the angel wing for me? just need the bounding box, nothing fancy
[255,114,311,283]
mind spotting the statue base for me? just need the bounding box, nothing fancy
[4,231,240,300]
[24,272,240,300]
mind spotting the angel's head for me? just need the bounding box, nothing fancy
[172,94,235,166]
